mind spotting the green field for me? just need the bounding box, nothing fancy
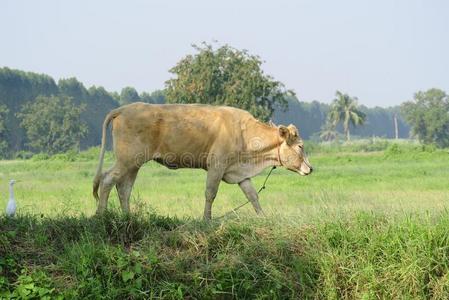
[1,147,449,298]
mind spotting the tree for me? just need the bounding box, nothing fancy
[0,67,58,152]
[120,87,140,105]
[165,43,292,121]
[58,78,88,104]
[83,86,119,148]
[328,91,366,141]
[0,104,9,157]
[17,95,88,154]
[140,90,166,104]
[401,88,449,147]
[319,121,338,142]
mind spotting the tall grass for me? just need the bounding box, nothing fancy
[304,138,434,154]
[2,209,449,299]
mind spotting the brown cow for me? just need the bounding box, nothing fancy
[93,103,312,220]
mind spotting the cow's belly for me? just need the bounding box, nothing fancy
[153,154,207,170]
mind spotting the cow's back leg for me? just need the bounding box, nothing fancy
[116,167,139,213]
[96,163,127,214]
[239,178,264,215]
[203,168,224,221]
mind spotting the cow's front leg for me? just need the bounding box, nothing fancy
[239,178,264,216]
[203,169,223,221]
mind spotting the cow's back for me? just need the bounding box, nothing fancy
[111,103,253,168]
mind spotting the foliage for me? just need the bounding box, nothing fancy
[165,42,292,121]
[274,97,329,140]
[351,105,408,139]
[273,97,409,140]
[14,150,34,160]
[17,95,88,154]
[58,77,88,103]
[319,120,339,142]
[327,91,366,141]
[2,208,449,298]
[140,89,166,104]
[3,269,64,299]
[0,104,10,158]
[56,78,119,148]
[304,138,448,158]
[305,138,414,154]
[383,142,440,159]
[83,85,120,148]
[120,89,168,105]
[0,67,58,153]
[0,67,414,157]
[30,153,50,161]
[120,86,140,105]
[401,88,449,147]
[0,68,119,153]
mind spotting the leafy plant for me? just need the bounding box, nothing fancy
[165,42,293,121]
[401,88,449,147]
[3,269,62,300]
[17,95,88,155]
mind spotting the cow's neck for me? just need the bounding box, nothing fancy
[242,119,282,171]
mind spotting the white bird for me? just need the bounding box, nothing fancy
[6,179,16,217]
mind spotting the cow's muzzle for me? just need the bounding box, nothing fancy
[298,161,313,176]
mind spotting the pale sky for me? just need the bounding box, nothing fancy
[1,0,448,107]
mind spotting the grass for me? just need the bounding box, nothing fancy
[1,145,449,298]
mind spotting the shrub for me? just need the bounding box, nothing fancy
[49,150,78,162]
[1,269,63,299]
[31,153,50,161]
[14,151,34,160]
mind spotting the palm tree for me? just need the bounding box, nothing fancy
[328,91,366,141]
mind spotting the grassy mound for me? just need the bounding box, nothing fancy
[2,210,449,299]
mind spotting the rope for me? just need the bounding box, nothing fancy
[216,166,276,220]
[257,165,277,193]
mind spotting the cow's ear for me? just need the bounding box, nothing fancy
[279,125,290,140]
[288,124,299,138]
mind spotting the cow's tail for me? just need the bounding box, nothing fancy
[92,108,122,201]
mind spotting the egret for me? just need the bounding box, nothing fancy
[6,179,16,217]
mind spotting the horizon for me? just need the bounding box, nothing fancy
[1,0,448,107]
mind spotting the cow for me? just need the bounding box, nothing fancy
[93,103,312,220]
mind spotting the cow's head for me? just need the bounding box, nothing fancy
[278,124,313,176]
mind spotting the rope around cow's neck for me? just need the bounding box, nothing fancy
[216,165,277,220]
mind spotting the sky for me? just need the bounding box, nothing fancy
[1,0,448,107]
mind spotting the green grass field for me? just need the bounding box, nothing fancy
[1,148,447,219]
[1,147,449,298]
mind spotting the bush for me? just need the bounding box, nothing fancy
[49,150,78,162]
[2,269,64,299]
[13,147,111,163]
[31,153,50,161]
[309,138,404,154]
[14,151,34,160]
[384,143,403,156]
[384,142,446,159]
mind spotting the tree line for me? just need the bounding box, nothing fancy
[273,95,410,141]
[0,43,447,158]
[0,68,164,157]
